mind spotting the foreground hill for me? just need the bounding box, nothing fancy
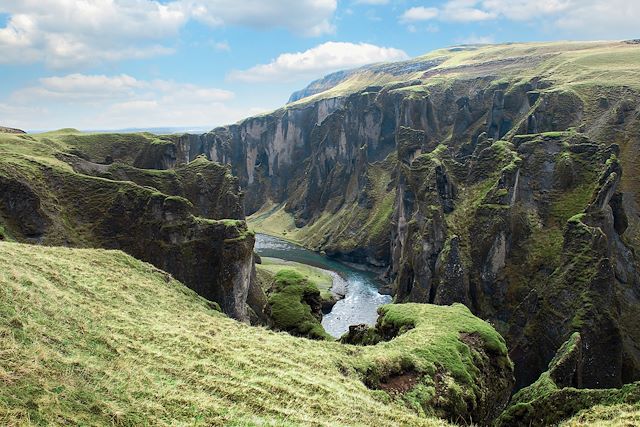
[0,241,514,425]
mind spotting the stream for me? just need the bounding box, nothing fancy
[254,233,392,338]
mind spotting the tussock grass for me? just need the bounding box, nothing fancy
[562,404,640,426]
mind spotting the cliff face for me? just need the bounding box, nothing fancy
[0,132,261,322]
[142,41,640,392]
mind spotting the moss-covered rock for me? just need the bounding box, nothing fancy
[266,269,332,340]
[344,303,514,425]
[497,333,640,426]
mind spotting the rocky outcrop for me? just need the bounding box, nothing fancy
[0,176,50,241]
[496,333,640,426]
[507,153,640,389]
[346,303,514,425]
[63,154,245,220]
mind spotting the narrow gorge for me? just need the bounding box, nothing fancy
[2,40,640,426]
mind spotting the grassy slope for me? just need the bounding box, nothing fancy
[248,158,395,254]
[562,404,640,426]
[0,241,438,426]
[0,241,513,426]
[290,41,640,106]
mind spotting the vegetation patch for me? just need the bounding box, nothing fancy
[347,304,513,424]
[258,257,335,301]
[267,269,332,340]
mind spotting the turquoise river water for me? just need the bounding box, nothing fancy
[254,233,392,338]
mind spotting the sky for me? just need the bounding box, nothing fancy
[0,0,638,132]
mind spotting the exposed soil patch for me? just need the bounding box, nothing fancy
[460,331,484,348]
[378,371,420,394]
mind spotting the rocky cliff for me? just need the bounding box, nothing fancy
[0,131,262,322]
[131,41,640,396]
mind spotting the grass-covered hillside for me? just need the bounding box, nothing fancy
[288,40,640,105]
[0,241,516,426]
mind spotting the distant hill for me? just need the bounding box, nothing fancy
[0,126,25,134]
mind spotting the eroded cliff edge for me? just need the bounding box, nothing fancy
[0,131,264,322]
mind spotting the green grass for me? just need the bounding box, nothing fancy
[562,404,640,426]
[0,241,515,426]
[549,184,597,226]
[258,258,334,300]
[283,41,640,109]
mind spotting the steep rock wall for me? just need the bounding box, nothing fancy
[173,74,639,391]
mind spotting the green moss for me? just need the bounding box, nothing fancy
[165,195,193,207]
[258,258,334,301]
[0,224,14,242]
[561,403,640,426]
[268,270,332,341]
[549,184,596,226]
[352,303,512,421]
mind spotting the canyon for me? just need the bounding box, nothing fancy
[2,40,640,425]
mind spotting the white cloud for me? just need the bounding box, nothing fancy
[552,0,640,39]
[182,0,337,37]
[481,0,572,21]
[442,0,496,22]
[399,0,639,39]
[228,41,409,83]
[400,7,439,23]
[0,0,338,67]
[0,0,185,67]
[5,73,241,129]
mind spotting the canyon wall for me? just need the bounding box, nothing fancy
[138,42,640,391]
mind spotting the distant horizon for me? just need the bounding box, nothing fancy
[2,0,638,130]
[26,125,216,135]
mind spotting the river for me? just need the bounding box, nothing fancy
[254,233,392,338]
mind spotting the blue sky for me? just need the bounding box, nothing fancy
[0,0,638,131]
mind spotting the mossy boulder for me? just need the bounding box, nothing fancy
[344,303,514,425]
[266,269,331,340]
